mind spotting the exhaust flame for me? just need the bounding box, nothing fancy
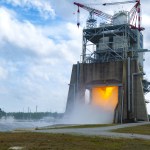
[91,86,118,111]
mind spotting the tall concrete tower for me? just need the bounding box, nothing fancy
[66,1,149,123]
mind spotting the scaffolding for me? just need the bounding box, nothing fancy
[82,23,145,64]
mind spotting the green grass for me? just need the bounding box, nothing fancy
[112,124,150,135]
[0,132,150,150]
[36,124,115,130]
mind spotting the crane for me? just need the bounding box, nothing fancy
[103,0,144,31]
[74,2,112,28]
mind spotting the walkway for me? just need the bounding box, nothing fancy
[35,122,150,140]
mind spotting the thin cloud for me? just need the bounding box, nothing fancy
[0,66,8,80]
[3,0,56,19]
[0,6,81,61]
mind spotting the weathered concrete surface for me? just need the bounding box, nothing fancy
[66,60,148,122]
[35,122,150,140]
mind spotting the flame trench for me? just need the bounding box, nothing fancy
[91,86,118,111]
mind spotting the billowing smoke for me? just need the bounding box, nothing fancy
[61,86,118,124]
[61,101,115,124]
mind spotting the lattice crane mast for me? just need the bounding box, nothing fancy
[103,0,144,31]
[74,2,112,28]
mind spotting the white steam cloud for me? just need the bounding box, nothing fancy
[61,101,114,124]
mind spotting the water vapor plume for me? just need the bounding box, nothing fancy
[62,101,115,124]
[61,86,118,124]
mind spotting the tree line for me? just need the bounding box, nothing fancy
[0,108,63,120]
[0,108,6,118]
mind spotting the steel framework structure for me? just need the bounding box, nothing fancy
[81,23,147,63]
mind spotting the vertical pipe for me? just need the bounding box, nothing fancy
[82,33,84,62]
[76,61,80,97]
[121,87,124,124]
[131,74,134,115]
[82,32,86,63]
[122,60,126,120]
[90,89,92,104]
[127,57,131,112]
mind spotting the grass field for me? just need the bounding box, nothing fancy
[112,124,150,135]
[0,132,150,150]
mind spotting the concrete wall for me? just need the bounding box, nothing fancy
[66,60,148,123]
[132,62,149,121]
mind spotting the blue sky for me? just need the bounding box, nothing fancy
[0,0,150,114]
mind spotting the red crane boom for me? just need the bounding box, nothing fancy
[103,0,144,31]
[74,0,143,31]
[74,2,112,28]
